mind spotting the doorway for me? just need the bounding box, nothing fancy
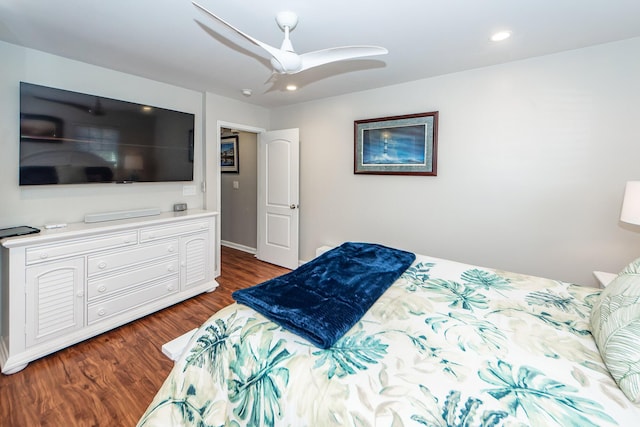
[220,127,258,253]
[215,122,300,270]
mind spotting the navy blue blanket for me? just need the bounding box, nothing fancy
[232,242,416,349]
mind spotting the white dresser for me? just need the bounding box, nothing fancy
[0,210,219,374]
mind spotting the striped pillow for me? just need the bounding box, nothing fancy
[590,258,640,402]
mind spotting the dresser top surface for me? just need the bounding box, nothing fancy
[1,210,217,249]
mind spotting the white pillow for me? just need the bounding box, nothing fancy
[590,258,640,402]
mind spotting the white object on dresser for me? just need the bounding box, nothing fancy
[593,271,617,288]
[0,210,219,374]
[84,207,161,223]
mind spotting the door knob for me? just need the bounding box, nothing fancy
[289,204,299,209]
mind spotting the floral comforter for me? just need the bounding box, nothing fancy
[138,254,640,426]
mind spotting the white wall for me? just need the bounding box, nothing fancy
[4,37,640,287]
[0,41,204,226]
[202,92,269,272]
[270,37,640,286]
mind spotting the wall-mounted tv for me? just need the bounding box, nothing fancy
[19,82,195,185]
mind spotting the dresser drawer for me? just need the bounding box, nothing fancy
[87,239,178,276]
[87,277,179,325]
[87,257,179,300]
[140,220,209,242]
[26,231,138,265]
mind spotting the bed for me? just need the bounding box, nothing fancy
[138,242,640,426]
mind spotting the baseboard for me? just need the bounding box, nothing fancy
[221,240,256,254]
[220,241,310,267]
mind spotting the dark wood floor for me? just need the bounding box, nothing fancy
[0,246,290,427]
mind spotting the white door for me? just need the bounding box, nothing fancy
[256,128,299,269]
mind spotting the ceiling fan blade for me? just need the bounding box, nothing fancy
[298,46,388,73]
[192,1,289,70]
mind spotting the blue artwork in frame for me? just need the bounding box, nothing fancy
[354,111,438,175]
[221,135,239,173]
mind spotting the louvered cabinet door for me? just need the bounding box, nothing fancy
[25,258,85,347]
[180,231,210,290]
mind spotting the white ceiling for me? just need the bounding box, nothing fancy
[2,0,639,108]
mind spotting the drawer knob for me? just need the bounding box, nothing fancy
[98,285,107,293]
[168,245,175,253]
[98,262,107,269]
[39,253,49,259]
[97,309,106,317]
[167,265,175,272]
[167,285,175,291]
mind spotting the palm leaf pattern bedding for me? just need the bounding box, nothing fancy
[138,254,639,426]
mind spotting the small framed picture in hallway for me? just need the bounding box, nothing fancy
[221,135,239,173]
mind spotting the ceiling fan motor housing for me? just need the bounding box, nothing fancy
[270,51,302,74]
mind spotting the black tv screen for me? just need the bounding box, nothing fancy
[19,82,195,185]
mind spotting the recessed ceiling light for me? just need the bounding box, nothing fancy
[490,31,512,42]
[286,84,298,91]
[241,88,252,96]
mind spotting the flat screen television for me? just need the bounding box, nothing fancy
[19,82,195,185]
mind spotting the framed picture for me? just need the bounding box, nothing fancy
[354,111,438,175]
[221,135,239,173]
[20,114,64,142]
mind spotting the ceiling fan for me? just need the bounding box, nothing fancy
[192,2,388,75]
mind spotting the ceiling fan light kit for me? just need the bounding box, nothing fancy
[192,1,388,77]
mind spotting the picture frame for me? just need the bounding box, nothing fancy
[220,135,239,173]
[20,114,64,142]
[354,111,438,175]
